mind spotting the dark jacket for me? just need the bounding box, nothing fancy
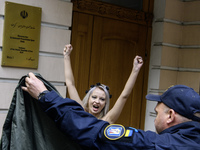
[0,73,81,150]
[39,90,200,150]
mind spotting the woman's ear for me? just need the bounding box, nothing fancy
[166,109,176,124]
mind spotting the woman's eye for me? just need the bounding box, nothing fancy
[92,96,97,99]
[100,98,105,101]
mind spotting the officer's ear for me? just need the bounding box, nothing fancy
[166,109,176,124]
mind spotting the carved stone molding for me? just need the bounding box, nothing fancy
[72,0,153,26]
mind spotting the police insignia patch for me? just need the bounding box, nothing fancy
[104,124,125,140]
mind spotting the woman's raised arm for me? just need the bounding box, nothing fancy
[102,56,143,124]
[63,44,83,107]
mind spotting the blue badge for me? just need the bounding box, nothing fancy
[104,124,125,140]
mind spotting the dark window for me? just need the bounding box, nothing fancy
[98,0,143,10]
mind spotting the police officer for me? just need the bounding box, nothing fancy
[22,72,200,150]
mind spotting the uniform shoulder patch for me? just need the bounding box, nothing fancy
[104,124,125,140]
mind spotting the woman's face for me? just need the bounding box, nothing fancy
[88,87,106,117]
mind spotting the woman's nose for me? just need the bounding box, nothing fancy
[94,98,100,103]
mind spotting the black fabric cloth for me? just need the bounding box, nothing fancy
[0,73,81,150]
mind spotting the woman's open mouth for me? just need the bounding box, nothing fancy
[93,105,99,111]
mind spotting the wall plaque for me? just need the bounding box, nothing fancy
[1,2,42,68]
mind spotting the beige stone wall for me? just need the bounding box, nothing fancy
[0,0,72,137]
[145,0,200,131]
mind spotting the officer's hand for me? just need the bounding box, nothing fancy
[21,72,48,99]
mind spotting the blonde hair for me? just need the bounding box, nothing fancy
[82,84,111,119]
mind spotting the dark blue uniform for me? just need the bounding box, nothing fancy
[39,90,200,150]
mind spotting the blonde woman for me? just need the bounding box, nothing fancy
[63,44,143,124]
